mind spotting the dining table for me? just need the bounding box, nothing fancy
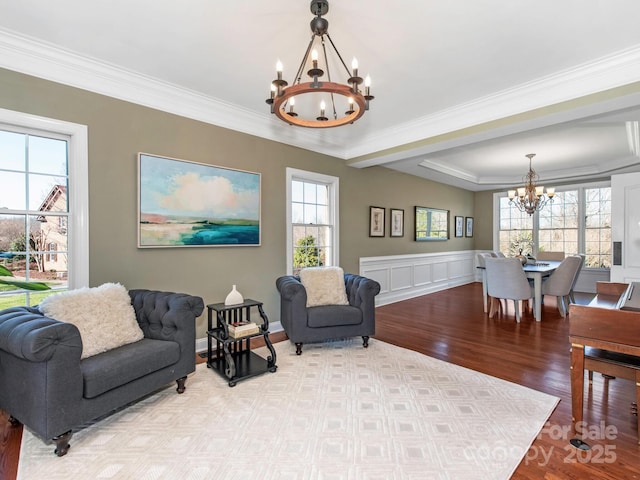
[478,259,561,321]
[522,260,561,320]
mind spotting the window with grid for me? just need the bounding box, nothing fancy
[286,168,338,275]
[498,196,533,256]
[0,110,88,307]
[584,186,611,268]
[538,190,579,256]
[495,183,611,268]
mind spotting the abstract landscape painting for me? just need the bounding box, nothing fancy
[138,153,260,247]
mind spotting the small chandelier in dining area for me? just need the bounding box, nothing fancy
[507,154,555,215]
[266,0,374,128]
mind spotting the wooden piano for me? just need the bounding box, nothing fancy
[569,281,640,444]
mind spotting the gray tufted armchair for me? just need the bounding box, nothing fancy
[0,289,203,456]
[276,273,380,355]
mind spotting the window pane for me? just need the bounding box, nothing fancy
[0,171,26,209]
[292,202,304,223]
[28,135,68,175]
[0,130,25,171]
[291,181,304,202]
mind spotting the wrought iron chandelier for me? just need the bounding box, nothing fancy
[266,0,374,128]
[507,154,555,215]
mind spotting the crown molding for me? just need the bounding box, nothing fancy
[2,27,640,164]
[0,28,352,158]
[346,44,640,161]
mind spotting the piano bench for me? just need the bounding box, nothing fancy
[585,347,640,384]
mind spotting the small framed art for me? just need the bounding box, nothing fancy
[465,217,474,237]
[454,216,464,237]
[390,208,404,237]
[369,206,385,237]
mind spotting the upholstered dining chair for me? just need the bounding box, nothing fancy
[537,251,565,261]
[476,252,495,313]
[568,254,586,304]
[484,257,534,322]
[541,255,584,317]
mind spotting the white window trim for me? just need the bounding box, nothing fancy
[285,167,339,275]
[0,108,89,288]
[492,179,611,270]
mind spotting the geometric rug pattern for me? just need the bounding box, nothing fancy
[18,339,559,480]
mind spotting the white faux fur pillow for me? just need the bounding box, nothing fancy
[39,283,144,359]
[299,266,349,307]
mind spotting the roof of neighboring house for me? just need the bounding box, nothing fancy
[38,185,67,213]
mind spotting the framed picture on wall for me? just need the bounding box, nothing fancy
[454,216,464,237]
[390,208,404,237]
[138,153,261,247]
[465,217,474,237]
[369,206,385,237]
[415,206,449,241]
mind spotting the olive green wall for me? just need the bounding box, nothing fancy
[473,190,494,250]
[0,68,478,337]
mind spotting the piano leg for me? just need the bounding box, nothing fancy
[570,343,586,437]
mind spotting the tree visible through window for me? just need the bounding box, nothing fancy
[0,128,69,307]
[496,183,611,268]
[287,168,339,275]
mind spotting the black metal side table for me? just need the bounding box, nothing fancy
[206,299,277,387]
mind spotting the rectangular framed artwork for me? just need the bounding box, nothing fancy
[390,208,404,237]
[465,217,474,237]
[415,206,449,241]
[138,153,261,247]
[369,206,385,237]
[455,216,464,237]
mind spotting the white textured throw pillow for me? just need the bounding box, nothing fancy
[39,283,144,359]
[299,266,349,307]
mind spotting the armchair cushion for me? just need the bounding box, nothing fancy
[299,266,349,307]
[81,338,180,399]
[38,283,144,359]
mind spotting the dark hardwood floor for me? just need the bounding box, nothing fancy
[1,283,639,479]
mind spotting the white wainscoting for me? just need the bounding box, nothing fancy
[360,251,611,306]
[360,251,477,306]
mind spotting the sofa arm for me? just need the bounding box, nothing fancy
[129,290,204,342]
[276,276,307,303]
[345,274,381,307]
[276,276,309,332]
[0,307,82,362]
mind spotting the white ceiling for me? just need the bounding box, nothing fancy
[2,0,640,191]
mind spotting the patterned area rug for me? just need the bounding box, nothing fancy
[18,339,559,480]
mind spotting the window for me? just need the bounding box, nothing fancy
[495,182,610,268]
[0,108,88,307]
[286,168,339,275]
[46,242,58,262]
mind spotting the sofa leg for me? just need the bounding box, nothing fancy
[362,336,369,348]
[53,430,72,457]
[176,376,187,394]
[295,343,303,355]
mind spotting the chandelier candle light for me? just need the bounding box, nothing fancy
[507,154,555,215]
[266,0,374,128]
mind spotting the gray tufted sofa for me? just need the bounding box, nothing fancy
[0,289,204,456]
[276,273,380,355]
